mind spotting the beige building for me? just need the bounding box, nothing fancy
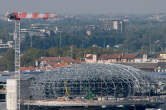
[158,53,166,62]
[85,54,98,63]
[85,53,158,64]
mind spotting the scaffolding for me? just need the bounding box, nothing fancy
[19,63,157,103]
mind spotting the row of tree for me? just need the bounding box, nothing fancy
[1,16,166,71]
[1,17,166,54]
[0,46,122,71]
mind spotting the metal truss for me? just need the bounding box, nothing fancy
[14,20,21,110]
[21,63,157,101]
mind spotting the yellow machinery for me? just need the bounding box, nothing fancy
[64,80,70,97]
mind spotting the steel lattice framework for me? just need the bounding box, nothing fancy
[23,63,155,101]
[14,20,21,110]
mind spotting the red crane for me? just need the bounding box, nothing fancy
[7,12,57,20]
[6,12,57,110]
[7,11,58,74]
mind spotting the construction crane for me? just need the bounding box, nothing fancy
[7,12,57,73]
[6,12,57,110]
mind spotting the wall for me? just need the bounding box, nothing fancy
[6,78,32,110]
[6,79,18,110]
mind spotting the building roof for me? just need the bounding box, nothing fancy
[122,54,138,59]
[20,66,36,71]
[99,54,122,60]
[32,63,153,82]
[40,57,80,64]
[53,63,69,68]
[108,54,122,59]
[99,54,141,60]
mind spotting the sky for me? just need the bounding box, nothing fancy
[0,0,166,14]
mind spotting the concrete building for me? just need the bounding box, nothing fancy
[99,18,125,32]
[120,20,125,32]
[85,54,98,63]
[112,20,118,30]
[158,53,166,62]
[6,79,18,110]
[0,75,12,103]
[112,20,125,32]
[6,75,33,110]
[154,53,166,72]
[86,53,158,64]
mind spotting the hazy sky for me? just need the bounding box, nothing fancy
[0,0,166,14]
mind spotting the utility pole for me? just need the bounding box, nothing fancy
[59,31,62,48]
[149,35,152,54]
[70,46,73,58]
[30,36,32,48]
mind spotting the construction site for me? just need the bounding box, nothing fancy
[5,63,166,110]
[1,12,166,110]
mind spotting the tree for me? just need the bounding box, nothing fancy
[0,49,14,71]
[21,48,48,66]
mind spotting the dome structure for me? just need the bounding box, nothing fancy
[30,63,155,100]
